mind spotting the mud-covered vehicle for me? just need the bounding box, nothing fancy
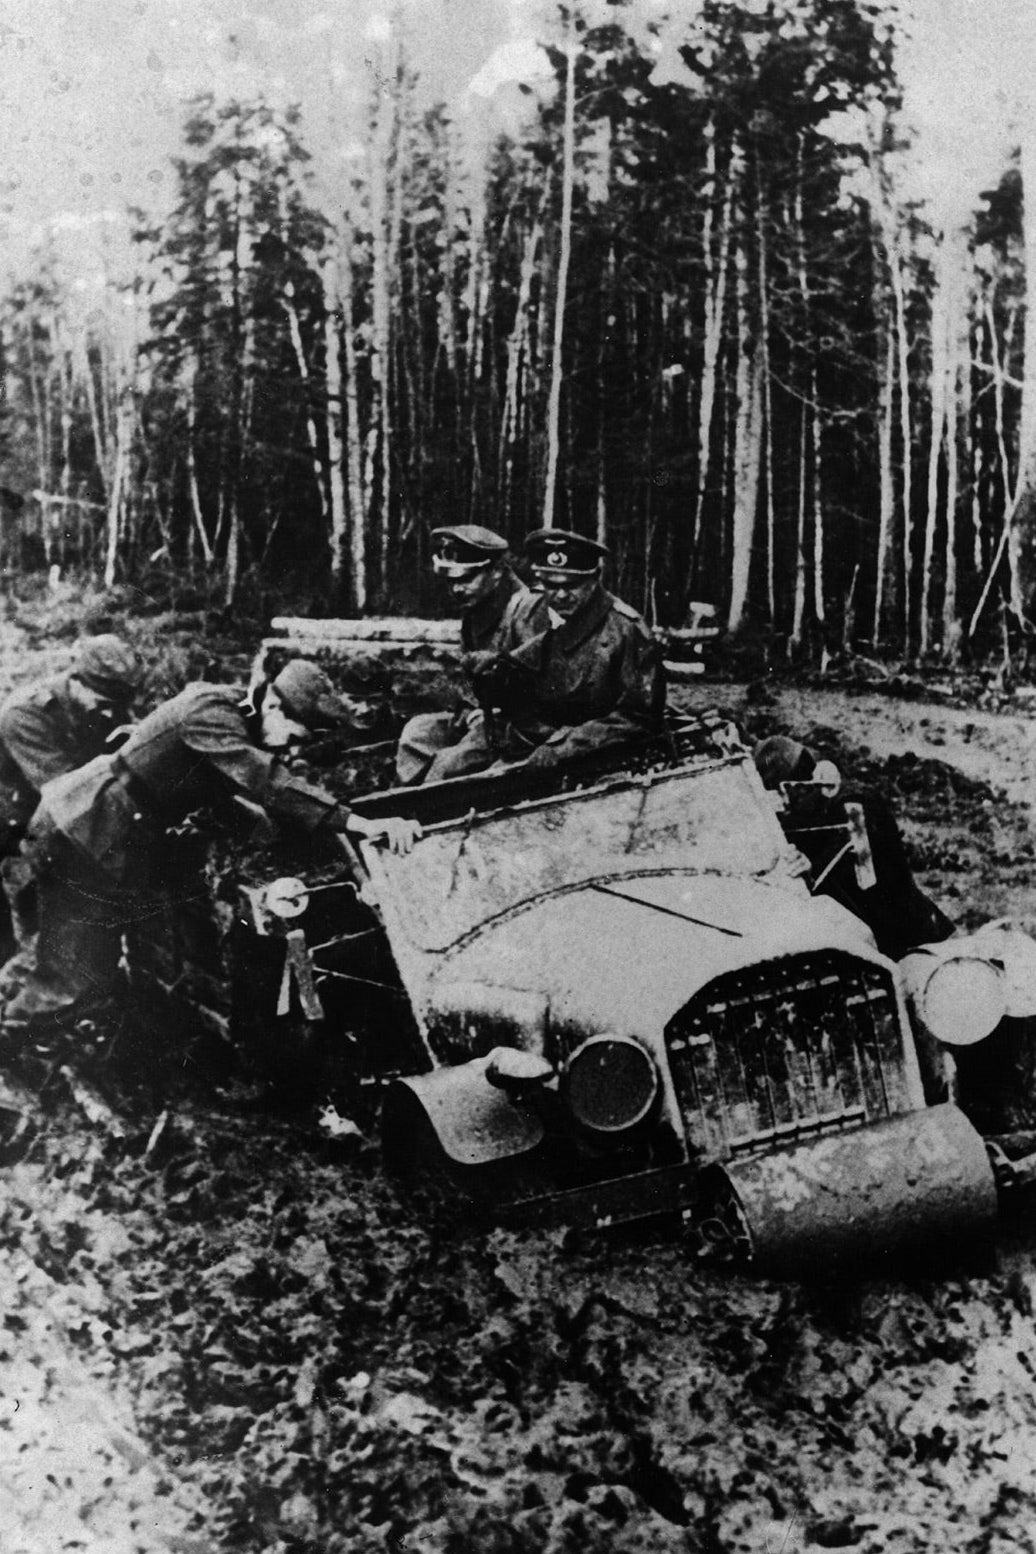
[340,718,1036,1271]
[129,622,1036,1271]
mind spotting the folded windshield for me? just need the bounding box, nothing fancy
[362,759,784,955]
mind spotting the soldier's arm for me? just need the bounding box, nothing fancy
[183,698,344,831]
[0,697,77,790]
[462,593,550,685]
[184,697,419,853]
[468,630,547,719]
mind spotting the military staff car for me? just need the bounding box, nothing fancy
[255,713,1036,1273]
[129,614,1036,1273]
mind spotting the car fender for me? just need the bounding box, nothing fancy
[382,1056,546,1174]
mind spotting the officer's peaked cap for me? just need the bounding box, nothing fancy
[272,659,355,729]
[74,634,145,697]
[431,525,509,564]
[525,528,608,575]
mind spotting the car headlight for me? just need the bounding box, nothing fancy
[559,1034,660,1137]
[901,949,1005,1047]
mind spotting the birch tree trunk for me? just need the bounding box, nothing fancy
[80,342,110,505]
[322,257,348,594]
[103,394,133,588]
[966,316,982,577]
[692,123,735,567]
[368,73,395,593]
[26,332,51,504]
[499,218,541,526]
[728,209,761,633]
[340,220,367,611]
[224,301,256,608]
[920,255,949,656]
[791,402,808,650]
[1006,132,1036,622]
[793,143,824,642]
[884,233,914,649]
[756,180,775,623]
[968,300,1020,640]
[542,36,576,526]
[921,229,966,656]
[184,359,215,566]
[51,324,72,506]
[943,258,969,654]
[596,246,613,551]
[873,319,895,642]
[463,178,485,388]
[284,287,330,527]
[811,369,825,642]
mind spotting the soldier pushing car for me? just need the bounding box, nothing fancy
[0,659,420,1029]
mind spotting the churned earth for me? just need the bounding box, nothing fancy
[1,586,1036,1553]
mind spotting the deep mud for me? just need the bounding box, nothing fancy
[3,592,1036,1553]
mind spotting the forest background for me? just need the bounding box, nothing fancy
[2,0,1035,662]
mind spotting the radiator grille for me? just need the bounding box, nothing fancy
[665,951,911,1162]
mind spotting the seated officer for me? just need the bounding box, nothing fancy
[753,734,954,961]
[427,528,665,779]
[396,524,547,784]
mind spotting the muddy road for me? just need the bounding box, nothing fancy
[2,594,1036,1553]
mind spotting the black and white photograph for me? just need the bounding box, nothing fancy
[1,0,1036,1548]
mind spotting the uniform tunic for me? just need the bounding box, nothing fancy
[2,683,349,1020]
[426,582,665,779]
[396,569,548,783]
[45,682,346,883]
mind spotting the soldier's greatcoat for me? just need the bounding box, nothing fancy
[396,568,548,783]
[0,673,114,848]
[504,582,664,763]
[424,582,665,780]
[458,569,548,657]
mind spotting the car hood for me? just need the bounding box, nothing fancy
[425,871,884,1043]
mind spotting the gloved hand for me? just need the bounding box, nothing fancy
[523,739,567,772]
[773,846,812,882]
[460,650,498,679]
[345,813,422,855]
